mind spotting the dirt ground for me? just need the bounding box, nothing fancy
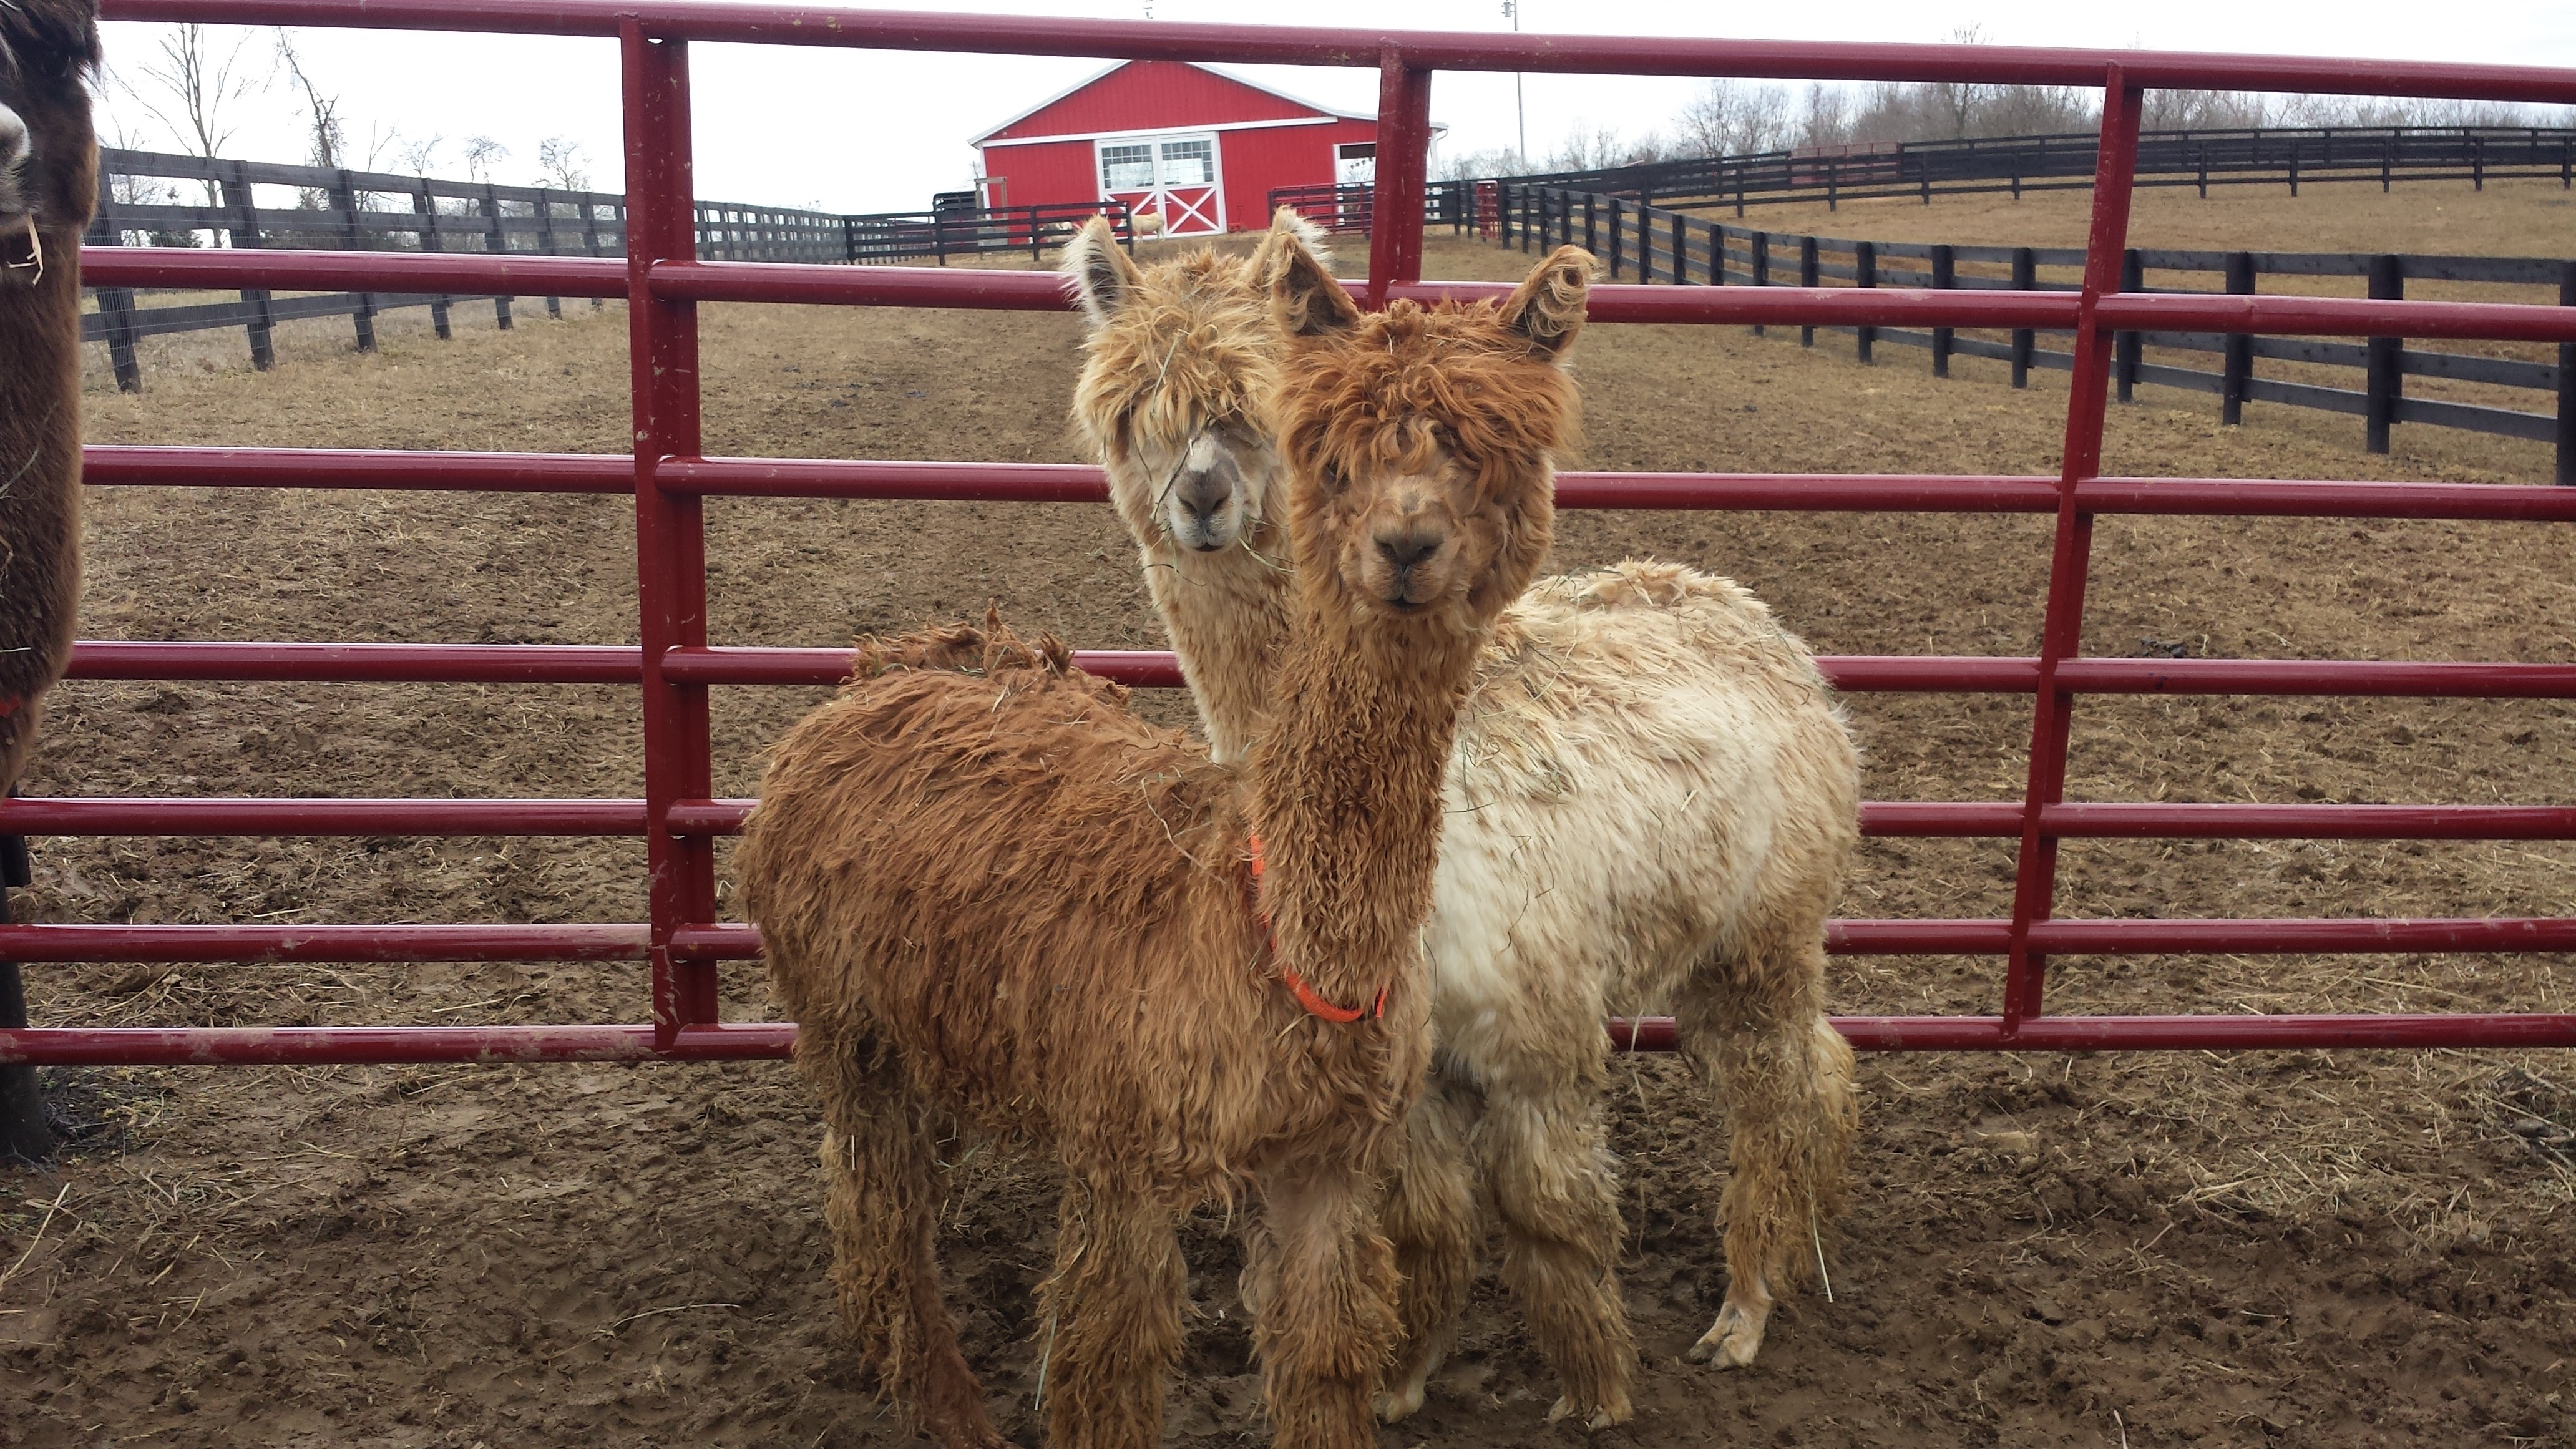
[6,200,2575,1448]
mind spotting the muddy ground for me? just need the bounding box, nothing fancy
[6,203,2575,1448]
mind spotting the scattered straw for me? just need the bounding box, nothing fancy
[0,1184,71,1295]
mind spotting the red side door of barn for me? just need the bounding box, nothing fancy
[1097,133,1225,237]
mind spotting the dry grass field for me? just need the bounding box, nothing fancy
[5,180,2575,1448]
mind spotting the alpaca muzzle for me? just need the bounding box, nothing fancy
[1167,430,1249,552]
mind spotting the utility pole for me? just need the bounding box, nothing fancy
[1503,2,1526,165]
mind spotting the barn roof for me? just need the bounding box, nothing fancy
[970,60,1375,147]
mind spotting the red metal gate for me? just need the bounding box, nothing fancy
[6,4,2576,1068]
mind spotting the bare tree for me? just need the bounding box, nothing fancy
[1797,84,1852,150]
[354,120,404,172]
[1673,78,1796,159]
[1437,146,1536,180]
[272,30,343,208]
[1915,24,1991,140]
[462,134,509,185]
[396,132,444,177]
[115,23,273,203]
[535,137,590,193]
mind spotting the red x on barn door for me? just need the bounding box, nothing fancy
[1098,134,1225,237]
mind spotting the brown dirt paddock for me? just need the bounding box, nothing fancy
[4,209,2574,1447]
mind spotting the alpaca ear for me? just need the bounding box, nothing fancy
[1059,215,1143,326]
[1504,246,1594,358]
[1269,226,1360,338]
[1252,205,1332,275]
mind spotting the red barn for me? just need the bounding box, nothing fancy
[970,60,1388,238]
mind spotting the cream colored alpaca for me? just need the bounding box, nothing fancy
[1064,215,1861,1427]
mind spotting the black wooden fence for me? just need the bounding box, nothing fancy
[838,200,1133,265]
[1500,183,2576,483]
[85,149,1131,388]
[1500,125,2576,215]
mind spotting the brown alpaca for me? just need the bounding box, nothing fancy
[1065,216,1861,1427]
[735,245,1592,1449]
[0,0,99,793]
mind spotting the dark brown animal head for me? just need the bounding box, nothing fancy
[1266,237,1587,637]
[1064,208,1325,556]
[0,0,99,282]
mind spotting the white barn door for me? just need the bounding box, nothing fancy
[1098,133,1226,238]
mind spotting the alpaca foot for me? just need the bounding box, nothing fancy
[1374,1376,1428,1424]
[1546,1390,1632,1431]
[1684,1299,1768,1369]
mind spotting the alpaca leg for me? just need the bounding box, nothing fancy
[1676,940,1858,1370]
[1241,1160,1399,1449]
[1035,1180,1188,1449]
[1377,1068,1483,1423]
[801,1022,1002,1449]
[1480,1069,1635,1427]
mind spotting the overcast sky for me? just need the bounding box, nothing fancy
[95,1,2576,215]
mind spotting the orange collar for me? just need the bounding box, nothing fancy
[1245,829,1388,1025]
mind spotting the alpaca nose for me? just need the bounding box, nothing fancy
[1173,452,1239,546]
[1375,530,1440,577]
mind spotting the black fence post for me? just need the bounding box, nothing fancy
[480,184,513,330]
[416,183,452,341]
[1636,202,1653,284]
[1699,217,1716,286]
[1750,230,1768,338]
[2009,246,2034,388]
[1798,234,1819,348]
[223,160,275,370]
[1584,193,1599,259]
[534,186,563,320]
[2222,251,2256,424]
[333,170,378,351]
[2473,134,2485,191]
[1854,240,1876,363]
[85,192,142,392]
[932,211,947,265]
[0,822,50,1163]
[583,195,608,309]
[2115,248,2143,402]
[1930,243,1954,378]
[2555,262,2574,485]
[2288,152,2299,197]
[2366,253,2403,454]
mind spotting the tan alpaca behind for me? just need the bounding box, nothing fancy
[1065,213,1861,1428]
[739,245,1593,1449]
[0,0,100,792]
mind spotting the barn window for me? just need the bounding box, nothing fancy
[1100,144,1155,190]
[1335,142,1376,185]
[1158,139,1214,186]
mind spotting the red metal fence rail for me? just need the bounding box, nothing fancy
[6,6,2576,1067]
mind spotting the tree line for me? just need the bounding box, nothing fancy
[104,23,593,222]
[1443,28,2576,179]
